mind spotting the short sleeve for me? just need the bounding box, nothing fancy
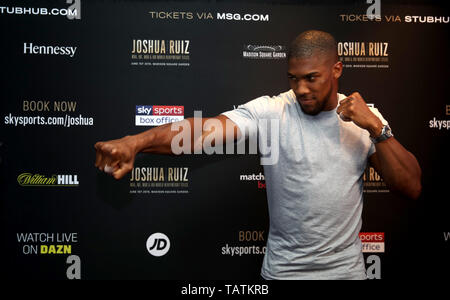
[221,96,271,140]
[368,141,376,157]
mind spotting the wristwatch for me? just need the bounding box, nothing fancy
[370,124,393,144]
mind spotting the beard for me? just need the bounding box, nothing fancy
[298,83,334,116]
[299,98,327,115]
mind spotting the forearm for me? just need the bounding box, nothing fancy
[131,118,195,155]
[130,116,235,155]
[94,117,209,179]
[374,137,422,199]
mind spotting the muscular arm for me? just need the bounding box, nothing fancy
[136,115,241,155]
[94,115,241,179]
[368,137,422,200]
[337,92,422,200]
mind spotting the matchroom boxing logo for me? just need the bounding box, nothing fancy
[239,172,266,189]
[135,105,184,126]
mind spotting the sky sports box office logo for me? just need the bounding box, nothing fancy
[135,105,184,126]
[359,232,384,253]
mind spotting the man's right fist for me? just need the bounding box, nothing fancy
[94,135,138,180]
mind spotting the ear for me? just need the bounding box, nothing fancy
[332,61,343,79]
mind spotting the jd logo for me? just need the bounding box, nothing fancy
[146,233,170,257]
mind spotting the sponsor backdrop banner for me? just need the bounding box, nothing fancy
[1,0,449,281]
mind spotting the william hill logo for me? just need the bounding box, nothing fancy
[17,173,79,187]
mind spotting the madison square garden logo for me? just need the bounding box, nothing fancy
[242,45,287,60]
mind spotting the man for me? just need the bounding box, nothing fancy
[94,30,422,279]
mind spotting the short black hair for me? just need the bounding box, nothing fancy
[288,30,338,62]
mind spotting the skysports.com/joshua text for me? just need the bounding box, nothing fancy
[4,113,94,127]
[221,244,266,256]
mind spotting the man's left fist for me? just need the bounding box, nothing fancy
[336,92,383,138]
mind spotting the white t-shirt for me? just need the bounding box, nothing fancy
[221,90,375,280]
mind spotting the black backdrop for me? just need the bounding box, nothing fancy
[1,0,449,280]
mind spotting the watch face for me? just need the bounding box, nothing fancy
[372,125,393,143]
[385,125,392,135]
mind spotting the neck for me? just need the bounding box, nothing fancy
[322,88,338,111]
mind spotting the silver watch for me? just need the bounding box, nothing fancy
[370,124,393,144]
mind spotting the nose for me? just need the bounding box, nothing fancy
[294,80,310,98]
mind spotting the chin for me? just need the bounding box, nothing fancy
[300,105,321,116]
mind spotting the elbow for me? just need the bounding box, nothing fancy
[410,168,423,200]
[408,181,422,200]
[410,162,423,200]
[388,176,422,200]
[395,180,422,200]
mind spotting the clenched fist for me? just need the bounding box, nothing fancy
[94,135,138,179]
[336,92,384,138]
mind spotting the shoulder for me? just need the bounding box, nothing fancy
[251,89,295,105]
[254,89,296,111]
[237,90,295,118]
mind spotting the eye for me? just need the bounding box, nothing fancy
[288,75,298,82]
[307,75,316,82]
